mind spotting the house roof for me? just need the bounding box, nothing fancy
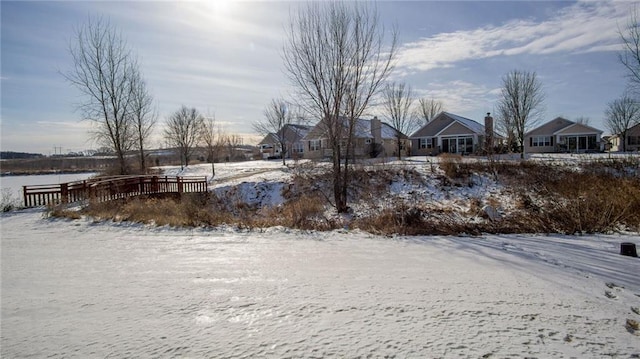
[259,124,312,145]
[279,124,312,142]
[410,112,485,138]
[525,117,603,137]
[303,116,407,140]
[354,118,406,139]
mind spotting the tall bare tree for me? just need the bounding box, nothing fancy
[605,95,640,152]
[382,82,415,159]
[415,97,444,124]
[200,114,218,180]
[129,70,156,173]
[497,70,545,158]
[619,5,640,95]
[253,98,294,166]
[283,2,397,213]
[64,16,140,175]
[164,105,204,170]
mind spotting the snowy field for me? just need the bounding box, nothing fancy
[1,155,640,357]
[1,210,639,358]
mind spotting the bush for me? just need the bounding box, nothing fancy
[1,189,17,212]
[439,153,467,178]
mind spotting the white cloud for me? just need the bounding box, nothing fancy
[413,81,502,117]
[396,1,630,73]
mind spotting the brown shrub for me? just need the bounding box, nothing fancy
[258,195,336,231]
[439,153,469,179]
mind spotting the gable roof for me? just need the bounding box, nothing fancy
[259,124,312,146]
[257,133,278,146]
[525,117,603,137]
[410,112,485,138]
[303,116,407,140]
[279,124,312,143]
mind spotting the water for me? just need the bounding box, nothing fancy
[0,173,96,207]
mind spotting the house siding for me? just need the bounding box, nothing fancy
[627,124,640,151]
[438,122,474,137]
[524,118,603,153]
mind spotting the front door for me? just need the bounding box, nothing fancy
[568,137,577,152]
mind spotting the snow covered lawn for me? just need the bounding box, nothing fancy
[2,210,639,358]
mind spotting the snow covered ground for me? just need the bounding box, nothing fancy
[1,156,640,357]
[1,213,639,357]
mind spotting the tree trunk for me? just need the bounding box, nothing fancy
[117,153,127,175]
[139,144,145,173]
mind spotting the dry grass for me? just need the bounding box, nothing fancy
[48,157,640,235]
[439,153,470,179]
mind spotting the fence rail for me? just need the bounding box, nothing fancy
[23,175,208,208]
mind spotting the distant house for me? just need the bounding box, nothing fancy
[607,122,640,152]
[524,117,603,153]
[302,116,409,159]
[409,112,495,156]
[257,124,311,160]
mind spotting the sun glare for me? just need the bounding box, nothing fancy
[208,0,235,18]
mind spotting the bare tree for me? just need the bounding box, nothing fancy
[497,70,545,158]
[494,105,518,153]
[605,95,640,152]
[382,82,415,159]
[574,116,591,125]
[619,5,640,95]
[415,97,444,124]
[200,114,218,180]
[253,98,294,166]
[64,16,140,175]
[164,105,204,170]
[224,134,243,162]
[129,70,156,173]
[283,2,397,213]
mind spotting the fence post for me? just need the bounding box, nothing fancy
[61,183,69,203]
[23,186,28,207]
[177,176,183,193]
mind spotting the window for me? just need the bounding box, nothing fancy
[292,142,304,153]
[532,136,551,147]
[419,137,433,149]
[309,139,321,151]
[629,136,640,146]
[458,137,473,154]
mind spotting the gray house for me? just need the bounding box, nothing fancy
[302,116,409,159]
[410,112,494,156]
[524,117,603,153]
[257,124,311,159]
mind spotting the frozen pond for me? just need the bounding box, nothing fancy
[1,211,639,358]
[0,173,96,207]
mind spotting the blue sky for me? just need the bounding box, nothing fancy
[1,1,635,154]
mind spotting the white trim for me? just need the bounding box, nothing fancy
[433,121,477,137]
[552,122,603,135]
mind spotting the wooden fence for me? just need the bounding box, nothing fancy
[23,175,208,208]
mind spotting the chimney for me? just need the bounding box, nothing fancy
[371,116,382,144]
[484,112,494,154]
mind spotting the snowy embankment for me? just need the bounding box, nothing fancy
[2,156,640,357]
